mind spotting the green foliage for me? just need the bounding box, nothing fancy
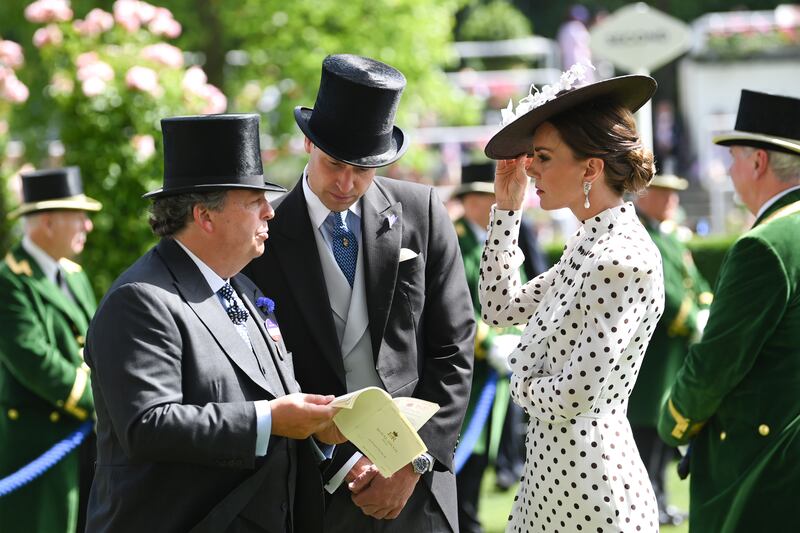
[458,0,532,42]
[218,0,481,183]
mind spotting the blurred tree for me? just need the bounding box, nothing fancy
[458,0,533,42]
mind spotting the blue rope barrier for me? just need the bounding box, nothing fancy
[454,369,499,474]
[0,421,93,497]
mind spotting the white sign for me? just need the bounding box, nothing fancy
[590,3,692,73]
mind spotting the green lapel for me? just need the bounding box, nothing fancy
[10,245,90,333]
[61,262,96,319]
[752,188,800,227]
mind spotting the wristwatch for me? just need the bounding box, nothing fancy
[411,453,433,475]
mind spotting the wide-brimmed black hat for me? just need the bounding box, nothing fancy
[144,114,286,199]
[294,54,408,168]
[485,75,657,160]
[454,161,496,198]
[8,166,102,219]
[713,89,800,155]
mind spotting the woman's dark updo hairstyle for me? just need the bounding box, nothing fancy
[548,97,654,194]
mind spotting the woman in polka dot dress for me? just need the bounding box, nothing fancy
[480,73,664,532]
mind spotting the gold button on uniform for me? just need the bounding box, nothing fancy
[758,424,770,436]
[7,408,19,420]
[50,411,60,423]
[720,431,727,441]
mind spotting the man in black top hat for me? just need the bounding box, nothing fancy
[84,114,344,533]
[0,167,101,533]
[658,89,800,532]
[244,54,474,532]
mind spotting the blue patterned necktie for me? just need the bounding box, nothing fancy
[218,282,249,325]
[327,211,358,287]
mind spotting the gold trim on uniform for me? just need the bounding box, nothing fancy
[760,200,800,226]
[64,364,90,420]
[720,431,727,441]
[758,424,770,436]
[668,398,705,439]
[58,257,83,273]
[7,408,19,420]
[4,253,33,277]
[50,411,60,423]
[699,292,714,306]
[668,297,693,337]
[474,321,490,359]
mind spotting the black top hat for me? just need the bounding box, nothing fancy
[294,54,409,168]
[454,161,496,198]
[143,114,286,199]
[713,90,800,155]
[8,166,102,219]
[485,75,657,160]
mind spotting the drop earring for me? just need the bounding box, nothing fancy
[583,181,591,209]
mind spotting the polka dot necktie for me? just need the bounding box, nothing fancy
[327,211,358,287]
[218,282,249,325]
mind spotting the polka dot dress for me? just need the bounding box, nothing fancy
[479,203,663,533]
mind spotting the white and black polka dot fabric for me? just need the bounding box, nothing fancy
[479,203,664,532]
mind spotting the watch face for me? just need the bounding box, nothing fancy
[413,455,430,474]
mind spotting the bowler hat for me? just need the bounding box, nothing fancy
[713,89,800,155]
[294,54,408,168]
[144,114,286,199]
[8,166,102,219]
[454,161,496,198]
[648,174,688,191]
[485,74,657,160]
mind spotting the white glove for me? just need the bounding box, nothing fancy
[488,334,520,375]
[692,309,710,343]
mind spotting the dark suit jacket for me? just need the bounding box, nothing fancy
[244,176,475,531]
[85,238,323,533]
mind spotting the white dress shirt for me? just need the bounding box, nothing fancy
[175,239,272,457]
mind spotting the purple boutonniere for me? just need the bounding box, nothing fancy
[256,296,275,314]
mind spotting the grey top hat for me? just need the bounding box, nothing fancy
[8,166,102,219]
[144,114,286,199]
[294,54,409,168]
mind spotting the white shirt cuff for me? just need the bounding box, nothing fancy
[324,452,363,494]
[487,205,523,251]
[254,400,272,456]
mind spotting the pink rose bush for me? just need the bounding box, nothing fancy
[0,38,29,104]
[26,0,225,113]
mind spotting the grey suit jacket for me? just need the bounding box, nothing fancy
[85,238,324,533]
[244,176,475,531]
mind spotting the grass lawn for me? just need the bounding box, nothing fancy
[478,462,690,532]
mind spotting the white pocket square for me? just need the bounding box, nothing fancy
[399,248,419,262]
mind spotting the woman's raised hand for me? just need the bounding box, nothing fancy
[495,155,529,210]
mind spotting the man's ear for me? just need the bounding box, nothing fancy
[304,136,313,155]
[192,204,214,234]
[753,149,769,179]
[584,157,605,184]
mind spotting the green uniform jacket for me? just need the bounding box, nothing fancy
[628,216,711,427]
[658,189,800,533]
[0,244,95,533]
[455,218,522,456]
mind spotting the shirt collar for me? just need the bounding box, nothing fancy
[301,164,362,230]
[755,184,800,220]
[465,218,488,243]
[22,235,60,283]
[174,239,227,293]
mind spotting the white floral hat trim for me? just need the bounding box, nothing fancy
[500,62,596,127]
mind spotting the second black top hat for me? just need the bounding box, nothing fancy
[294,54,409,168]
[144,114,286,199]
